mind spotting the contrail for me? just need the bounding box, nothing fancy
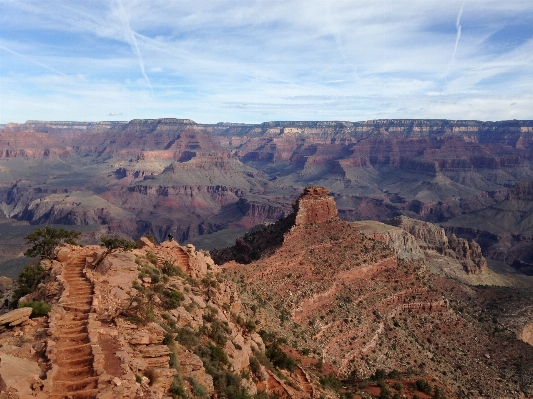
[116,0,152,92]
[0,44,66,76]
[445,1,465,83]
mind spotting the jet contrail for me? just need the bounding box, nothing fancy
[445,1,465,83]
[116,0,152,92]
[0,44,66,76]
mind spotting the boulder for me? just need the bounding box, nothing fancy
[0,307,32,327]
[0,353,42,396]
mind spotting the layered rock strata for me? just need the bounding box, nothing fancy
[387,215,487,274]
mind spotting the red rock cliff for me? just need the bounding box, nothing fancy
[293,186,338,226]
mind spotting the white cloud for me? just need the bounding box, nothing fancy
[1,0,532,123]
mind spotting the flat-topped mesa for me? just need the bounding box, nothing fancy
[293,186,338,226]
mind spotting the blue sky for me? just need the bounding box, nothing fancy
[1,0,532,124]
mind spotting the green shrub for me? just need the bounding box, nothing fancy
[415,379,432,394]
[20,301,51,318]
[388,369,401,379]
[188,376,207,398]
[162,289,184,309]
[265,341,296,372]
[145,234,157,245]
[175,327,199,348]
[11,264,46,306]
[207,320,231,346]
[162,260,188,278]
[432,386,447,399]
[203,306,218,322]
[146,251,158,266]
[371,368,387,381]
[319,374,342,392]
[170,375,187,398]
[249,356,262,378]
[378,381,391,399]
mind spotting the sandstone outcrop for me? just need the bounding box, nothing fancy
[350,220,425,261]
[293,186,338,226]
[0,307,32,330]
[388,215,487,274]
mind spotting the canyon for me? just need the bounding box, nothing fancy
[1,187,533,398]
[1,118,533,279]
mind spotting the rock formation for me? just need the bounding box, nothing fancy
[387,215,487,274]
[293,186,338,226]
[216,187,533,397]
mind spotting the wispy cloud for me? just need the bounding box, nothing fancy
[445,1,465,83]
[0,44,66,76]
[1,0,532,123]
[115,0,152,92]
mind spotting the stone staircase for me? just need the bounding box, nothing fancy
[48,253,99,399]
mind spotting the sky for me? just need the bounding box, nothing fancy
[1,0,532,124]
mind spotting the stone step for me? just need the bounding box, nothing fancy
[60,356,93,367]
[62,304,91,313]
[56,364,93,379]
[56,341,91,351]
[55,331,89,340]
[52,376,98,391]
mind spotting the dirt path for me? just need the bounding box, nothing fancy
[176,246,190,273]
[49,253,98,399]
[294,366,314,397]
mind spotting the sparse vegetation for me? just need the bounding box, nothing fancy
[24,226,81,259]
[319,373,342,393]
[415,378,432,394]
[20,300,51,317]
[11,263,46,306]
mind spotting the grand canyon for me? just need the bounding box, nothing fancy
[1,118,533,277]
[1,119,533,398]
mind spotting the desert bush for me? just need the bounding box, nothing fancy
[175,327,199,348]
[203,306,219,322]
[388,369,401,379]
[11,263,46,306]
[415,378,432,394]
[432,386,447,399]
[265,342,296,372]
[249,356,262,379]
[162,289,184,309]
[393,381,403,392]
[146,251,158,266]
[371,368,387,381]
[20,300,51,317]
[187,376,207,398]
[170,375,187,398]
[162,260,188,278]
[207,320,231,346]
[319,374,342,392]
[145,234,157,245]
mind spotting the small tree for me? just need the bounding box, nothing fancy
[24,226,81,259]
[94,236,137,266]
